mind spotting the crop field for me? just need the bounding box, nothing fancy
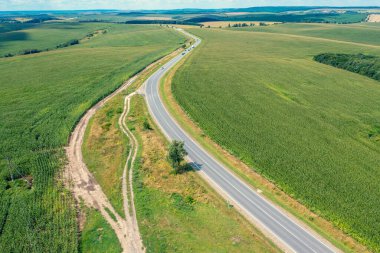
[172,25,380,251]
[185,12,368,24]
[239,22,380,46]
[0,22,110,56]
[0,22,185,252]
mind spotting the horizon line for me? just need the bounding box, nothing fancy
[1,5,380,12]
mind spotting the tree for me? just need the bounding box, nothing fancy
[168,140,187,173]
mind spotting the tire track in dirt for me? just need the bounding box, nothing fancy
[119,91,145,252]
[65,69,150,252]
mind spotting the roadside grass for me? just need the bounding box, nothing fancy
[82,94,128,218]
[79,207,122,253]
[0,23,185,252]
[170,27,380,252]
[81,42,187,219]
[128,95,280,253]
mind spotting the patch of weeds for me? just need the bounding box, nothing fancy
[102,122,112,131]
[116,107,123,114]
[368,125,380,141]
[106,109,115,119]
[170,192,195,212]
[142,119,152,130]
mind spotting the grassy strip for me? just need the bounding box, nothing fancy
[81,33,189,221]
[129,95,280,253]
[82,95,128,218]
[158,37,368,252]
[79,207,122,253]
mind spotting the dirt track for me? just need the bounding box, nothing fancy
[119,91,145,252]
[65,70,151,252]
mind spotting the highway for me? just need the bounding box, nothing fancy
[144,28,337,253]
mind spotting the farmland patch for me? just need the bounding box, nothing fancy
[172,27,380,251]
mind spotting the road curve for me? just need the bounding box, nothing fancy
[144,28,338,253]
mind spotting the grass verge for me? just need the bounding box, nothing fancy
[82,94,127,218]
[79,207,122,253]
[81,37,189,217]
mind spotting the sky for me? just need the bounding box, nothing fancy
[0,0,379,11]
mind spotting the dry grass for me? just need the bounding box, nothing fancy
[82,95,127,218]
[137,109,209,203]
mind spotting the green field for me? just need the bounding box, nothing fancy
[0,22,111,56]
[240,22,380,46]
[172,25,380,251]
[0,22,185,252]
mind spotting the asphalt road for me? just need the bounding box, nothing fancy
[144,28,337,253]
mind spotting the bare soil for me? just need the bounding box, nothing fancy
[367,14,380,22]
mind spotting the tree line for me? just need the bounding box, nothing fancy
[314,53,380,82]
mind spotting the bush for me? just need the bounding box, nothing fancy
[20,49,41,55]
[56,39,79,49]
[143,119,151,130]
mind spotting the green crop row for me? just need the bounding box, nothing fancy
[172,25,380,251]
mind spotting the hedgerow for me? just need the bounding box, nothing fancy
[314,53,380,81]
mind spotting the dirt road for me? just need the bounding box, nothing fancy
[119,91,145,252]
[65,71,149,252]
